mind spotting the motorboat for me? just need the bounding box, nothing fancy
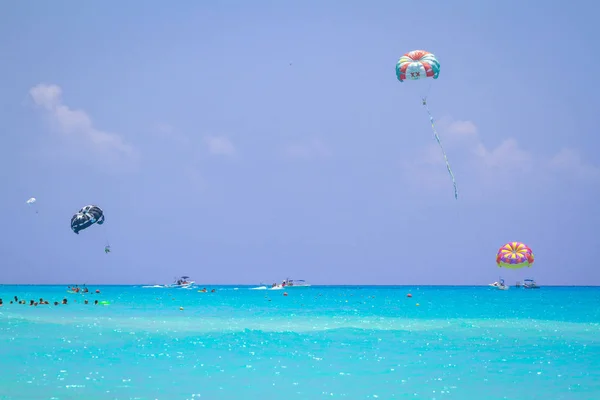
[269,278,311,290]
[489,278,509,290]
[169,276,195,288]
[522,278,540,289]
[283,279,310,287]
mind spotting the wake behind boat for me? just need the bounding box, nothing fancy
[250,286,268,290]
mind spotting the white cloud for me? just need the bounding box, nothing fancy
[548,148,600,180]
[29,83,137,161]
[434,118,534,173]
[204,135,236,156]
[403,117,599,197]
[283,138,331,160]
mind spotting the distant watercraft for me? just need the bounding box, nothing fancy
[489,278,509,290]
[269,278,311,290]
[168,276,195,288]
[522,278,540,289]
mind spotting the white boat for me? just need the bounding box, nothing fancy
[168,276,195,288]
[522,278,540,289]
[489,278,509,290]
[269,278,311,290]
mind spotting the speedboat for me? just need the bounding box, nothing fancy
[168,276,195,288]
[522,278,540,289]
[489,278,509,290]
[269,278,311,290]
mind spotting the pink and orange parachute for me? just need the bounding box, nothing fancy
[496,242,535,269]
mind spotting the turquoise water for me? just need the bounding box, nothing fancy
[1,285,599,399]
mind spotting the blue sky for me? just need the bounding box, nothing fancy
[1,0,599,285]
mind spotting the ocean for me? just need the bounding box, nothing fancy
[0,285,599,399]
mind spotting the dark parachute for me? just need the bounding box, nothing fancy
[71,205,105,234]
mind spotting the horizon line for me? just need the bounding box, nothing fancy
[1,283,599,287]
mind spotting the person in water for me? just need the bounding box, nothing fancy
[104,245,111,254]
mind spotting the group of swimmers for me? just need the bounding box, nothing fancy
[68,285,101,294]
[0,295,103,307]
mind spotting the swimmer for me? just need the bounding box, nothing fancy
[54,301,59,306]
[84,300,89,305]
[94,300,98,305]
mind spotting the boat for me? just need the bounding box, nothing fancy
[488,278,509,290]
[269,278,311,289]
[522,278,540,289]
[168,276,195,288]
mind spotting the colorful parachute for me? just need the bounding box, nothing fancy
[395,50,457,200]
[496,242,534,269]
[395,50,440,82]
[71,205,105,234]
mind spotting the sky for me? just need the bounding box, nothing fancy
[1,0,599,285]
